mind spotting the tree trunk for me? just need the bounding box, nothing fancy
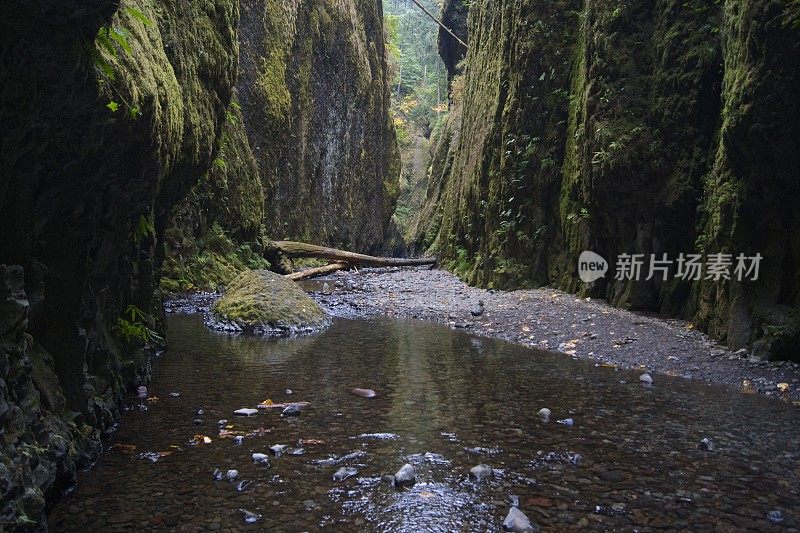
[266,240,436,268]
[285,262,349,281]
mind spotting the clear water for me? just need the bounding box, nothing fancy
[49,314,800,531]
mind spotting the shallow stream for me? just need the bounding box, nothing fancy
[49,314,800,531]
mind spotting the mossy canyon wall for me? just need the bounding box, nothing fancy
[417,0,800,359]
[0,0,397,526]
[164,0,400,293]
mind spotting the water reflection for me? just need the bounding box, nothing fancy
[49,315,800,531]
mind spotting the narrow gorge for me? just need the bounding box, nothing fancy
[1,0,799,530]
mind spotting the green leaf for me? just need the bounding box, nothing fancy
[129,106,141,119]
[126,7,155,27]
[109,27,132,55]
[106,101,119,112]
[213,158,227,169]
[96,28,118,57]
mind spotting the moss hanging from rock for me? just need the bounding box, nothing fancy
[0,0,239,524]
[419,0,800,359]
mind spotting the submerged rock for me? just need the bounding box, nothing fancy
[226,469,239,481]
[351,387,377,398]
[503,507,538,532]
[469,464,494,480]
[210,270,329,335]
[537,408,551,422]
[639,373,653,384]
[333,467,359,481]
[394,463,416,487]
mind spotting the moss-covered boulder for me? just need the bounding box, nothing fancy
[210,270,329,335]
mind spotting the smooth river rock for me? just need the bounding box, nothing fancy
[394,463,416,487]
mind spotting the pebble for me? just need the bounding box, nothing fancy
[698,437,715,451]
[226,469,239,481]
[503,507,539,532]
[639,373,653,384]
[236,480,251,492]
[557,418,574,427]
[469,464,494,480]
[394,463,416,487]
[270,444,288,456]
[252,453,270,466]
[767,510,783,525]
[351,387,377,398]
[537,408,551,422]
[234,408,258,416]
[239,509,261,524]
[212,468,223,481]
[196,408,205,416]
[233,436,244,445]
[281,404,301,417]
[169,392,180,397]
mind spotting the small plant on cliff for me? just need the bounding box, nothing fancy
[92,6,155,117]
[115,304,162,345]
[133,213,155,244]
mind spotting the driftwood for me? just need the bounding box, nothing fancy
[266,240,436,281]
[267,240,436,268]
[285,262,349,281]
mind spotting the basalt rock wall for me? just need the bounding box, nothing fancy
[417,0,800,359]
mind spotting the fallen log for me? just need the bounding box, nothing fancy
[267,240,436,268]
[285,262,350,281]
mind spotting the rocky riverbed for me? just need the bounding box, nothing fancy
[304,267,800,402]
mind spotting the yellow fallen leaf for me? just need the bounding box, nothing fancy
[193,434,212,444]
[112,444,137,453]
[147,396,159,403]
[225,424,234,429]
[742,379,755,394]
[777,383,789,393]
[419,491,435,499]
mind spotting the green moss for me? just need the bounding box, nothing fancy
[211,270,328,332]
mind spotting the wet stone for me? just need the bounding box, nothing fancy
[469,464,494,480]
[394,463,416,487]
[333,467,358,482]
[503,507,539,532]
